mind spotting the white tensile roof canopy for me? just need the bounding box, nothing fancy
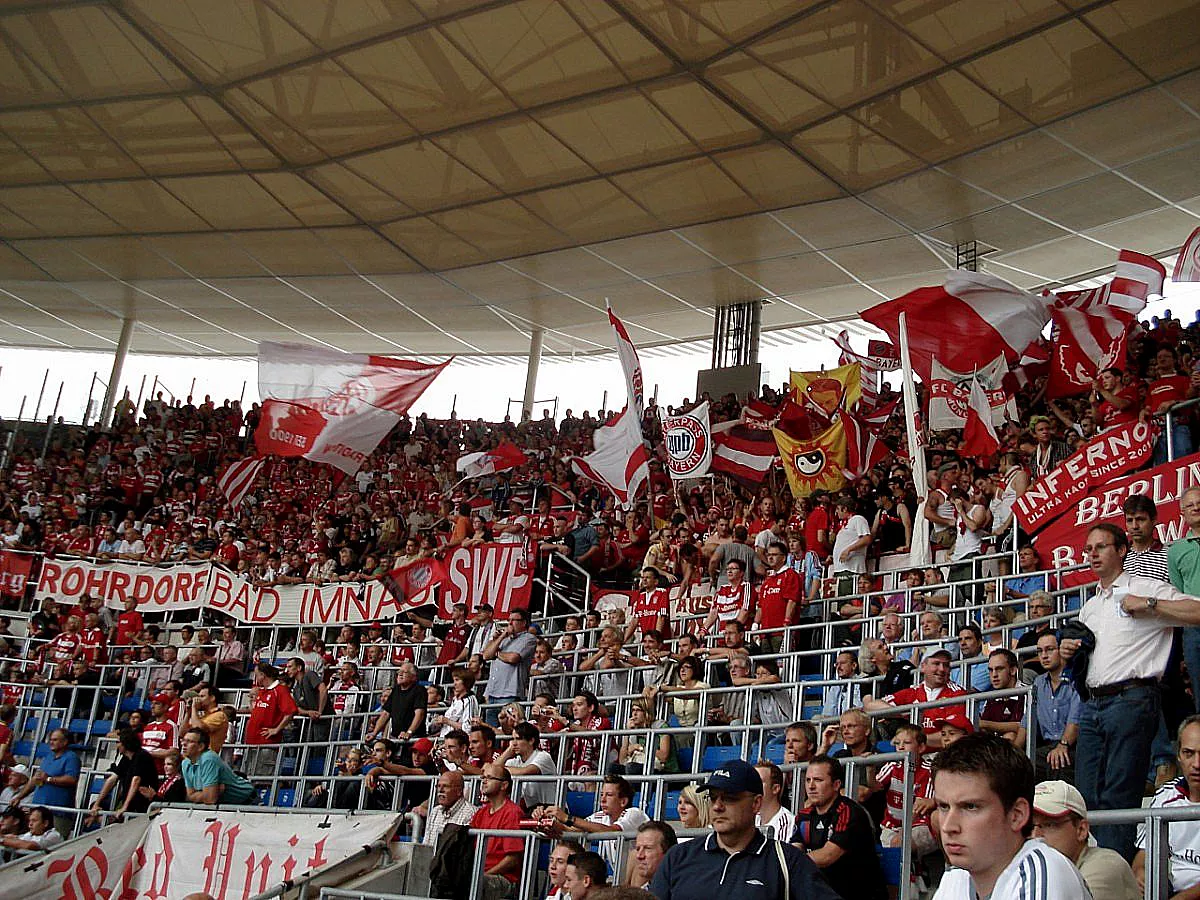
[0,0,1197,359]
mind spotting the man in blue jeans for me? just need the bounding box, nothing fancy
[1061,523,1200,861]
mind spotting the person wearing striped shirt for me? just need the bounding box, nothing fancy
[932,733,1090,900]
[1124,495,1170,582]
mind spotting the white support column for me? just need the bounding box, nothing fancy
[99,317,134,429]
[522,327,545,420]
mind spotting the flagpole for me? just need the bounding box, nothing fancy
[899,312,932,567]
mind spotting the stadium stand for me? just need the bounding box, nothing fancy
[1,314,1200,897]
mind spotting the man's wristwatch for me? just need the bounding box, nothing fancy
[565,814,575,827]
[1146,596,1159,611]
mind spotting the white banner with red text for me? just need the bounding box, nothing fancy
[1032,452,1200,584]
[37,542,533,626]
[1013,419,1156,533]
[3,808,399,900]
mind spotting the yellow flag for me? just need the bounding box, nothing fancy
[773,420,847,498]
[790,362,862,415]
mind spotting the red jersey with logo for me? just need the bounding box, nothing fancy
[757,567,802,629]
[246,681,298,745]
[876,757,934,829]
[44,632,82,666]
[712,582,754,623]
[630,588,670,636]
[78,627,108,666]
[885,682,969,735]
[115,610,144,647]
[140,718,177,774]
[437,622,469,666]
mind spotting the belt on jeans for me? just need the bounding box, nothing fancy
[1089,676,1159,698]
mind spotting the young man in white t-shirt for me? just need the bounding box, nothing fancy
[500,721,557,811]
[754,760,795,841]
[932,733,1090,900]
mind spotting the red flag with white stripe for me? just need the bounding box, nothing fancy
[862,272,1051,381]
[960,376,1001,460]
[608,305,646,421]
[1046,304,1134,399]
[711,422,777,485]
[1173,227,1200,283]
[216,457,265,510]
[456,442,527,479]
[837,409,892,479]
[1052,249,1164,314]
[570,405,649,504]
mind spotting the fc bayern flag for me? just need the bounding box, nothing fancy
[862,271,1051,381]
[1046,304,1134,398]
[661,401,712,480]
[255,342,449,475]
[381,556,449,606]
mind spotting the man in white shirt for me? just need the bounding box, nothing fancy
[547,774,649,872]
[499,722,557,810]
[932,733,1090,900]
[831,498,871,595]
[754,760,795,841]
[1134,716,1200,896]
[1060,522,1200,860]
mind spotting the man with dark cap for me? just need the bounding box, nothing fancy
[649,759,840,900]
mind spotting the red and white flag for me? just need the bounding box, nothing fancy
[382,555,449,606]
[456,442,527,479]
[859,395,900,427]
[1053,249,1164,314]
[254,342,449,476]
[609,304,646,421]
[740,397,781,430]
[1046,304,1134,398]
[1173,227,1200,283]
[216,456,265,510]
[711,421,778,484]
[928,355,1016,429]
[571,405,649,504]
[832,329,898,409]
[862,271,1051,380]
[837,409,891,479]
[959,376,1000,460]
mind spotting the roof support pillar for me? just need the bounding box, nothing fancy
[522,327,545,421]
[100,317,134,429]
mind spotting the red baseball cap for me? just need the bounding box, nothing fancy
[933,713,975,734]
[411,738,434,754]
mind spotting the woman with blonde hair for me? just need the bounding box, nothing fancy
[676,783,711,832]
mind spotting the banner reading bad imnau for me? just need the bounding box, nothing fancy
[37,542,533,626]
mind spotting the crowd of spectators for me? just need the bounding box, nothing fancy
[1,311,1200,896]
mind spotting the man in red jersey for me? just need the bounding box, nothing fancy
[864,649,969,749]
[754,540,802,653]
[624,567,670,643]
[242,662,297,779]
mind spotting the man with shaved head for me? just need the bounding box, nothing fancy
[422,769,477,848]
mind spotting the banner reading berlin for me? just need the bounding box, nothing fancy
[1033,451,1200,578]
[1013,419,1156,533]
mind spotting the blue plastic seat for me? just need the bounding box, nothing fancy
[876,740,895,754]
[565,790,595,818]
[676,746,694,772]
[700,745,743,771]
[761,740,786,765]
[275,787,296,808]
[12,739,32,759]
[878,846,903,886]
[664,791,680,820]
[70,718,112,737]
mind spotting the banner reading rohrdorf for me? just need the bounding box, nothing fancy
[37,542,533,626]
[1013,419,1156,533]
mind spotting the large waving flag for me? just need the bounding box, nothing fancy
[661,402,712,480]
[959,376,1001,460]
[791,362,862,416]
[832,330,897,410]
[774,420,847,498]
[608,304,646,421]
[1046,305,1134,398]
[570,308,649,505]
[1052,249,1164,314]
[456,443,527,479]
[1175,227,1200,283]
[254,342,449,475]
[837,409,891,480]
[571,406,649,504]
[712,422,777,485]
[216,457,265,510]
[862,272,1051,381]
[928,355,1015,429]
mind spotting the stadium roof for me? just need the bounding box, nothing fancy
[0,0,1197,359]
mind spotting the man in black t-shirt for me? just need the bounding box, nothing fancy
[790,754,887,900]
[365,661,427,750]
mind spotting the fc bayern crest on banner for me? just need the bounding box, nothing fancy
[662,401,712,480]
